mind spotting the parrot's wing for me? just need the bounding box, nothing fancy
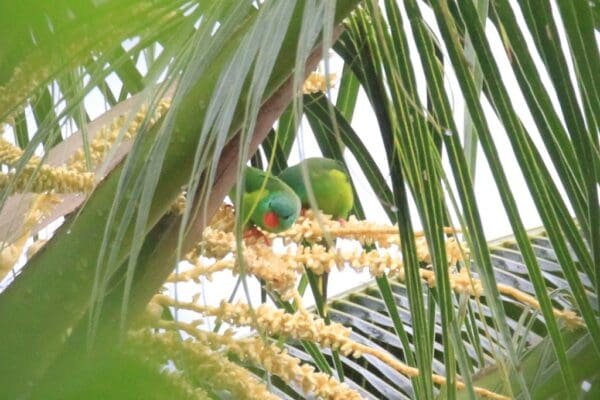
[243,167,269,192]
[307,159,353,218]
[229,167,271,226]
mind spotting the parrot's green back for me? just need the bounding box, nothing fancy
[230,167,301,233]
[279,157,354,219]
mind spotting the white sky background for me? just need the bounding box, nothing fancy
[1,1,590,314]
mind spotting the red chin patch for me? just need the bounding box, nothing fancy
[263,211,279,229]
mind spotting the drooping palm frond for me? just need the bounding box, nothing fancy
[323,2,597,397]
[250,228,597,399]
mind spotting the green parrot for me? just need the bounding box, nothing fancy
[278,157,354,219]
[230,166,301,234]
[279,157,354,312]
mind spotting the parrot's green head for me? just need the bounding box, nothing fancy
[253,191,301,233]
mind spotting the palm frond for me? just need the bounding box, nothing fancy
[0,0,598,398]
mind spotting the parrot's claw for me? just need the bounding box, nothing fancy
[300,208,308,217]
[243,226,271,246]
[338,218,347,226]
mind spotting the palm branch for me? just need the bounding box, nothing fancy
[0,0,597,398]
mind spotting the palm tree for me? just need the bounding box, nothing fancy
[0,0,598,398]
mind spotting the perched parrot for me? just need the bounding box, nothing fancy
[279,157,353,311]
[230,166,301,235]
[278,157,354,220]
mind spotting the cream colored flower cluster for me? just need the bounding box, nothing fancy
[150,203,518,399]
[276,211,459,247]
[420,267,583,327]
[154,295,352,346]
[153,319,363,400]
[239,245,300,296]
[129,330,276,400]
[0,98,172,195]
[68,98,172,172]
[170,257,234,283]
[278,212,403,246]
[153,297,413,381]
[197,209,459,256]
[195,228,235,260]
[0,164,95,193]
[0,136,35,166]
[178,236,462,299]
[302,72,337,94]
[295,243,406,277]
[176,209,463,299]
[0,137,95,193]
[0,99,173,277]
[169,191,187,215]
[183,205,236,259]
[0,193,60,280]
[179,205,581,328]
[496,281,583,328]
[150,295,509,399]
[217,334,362,400]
